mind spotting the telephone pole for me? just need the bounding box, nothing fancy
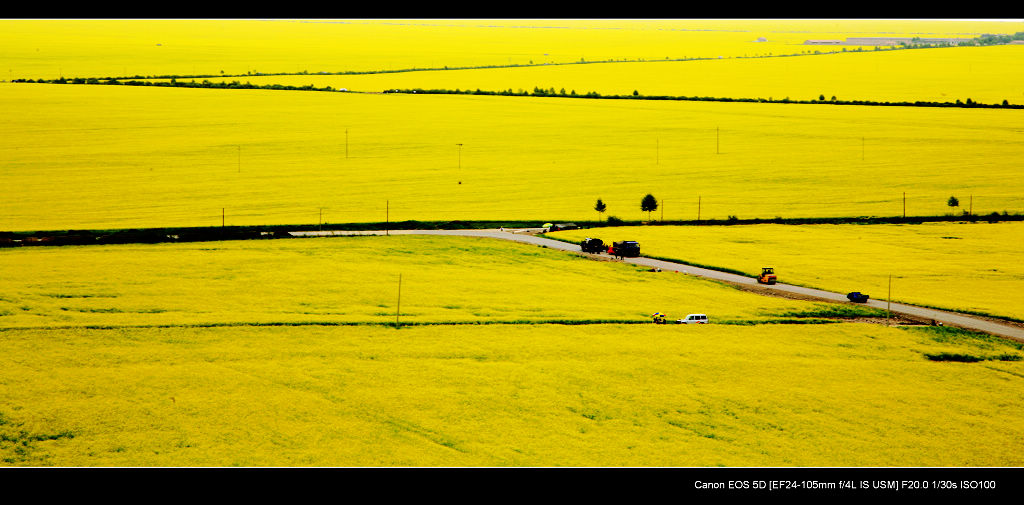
[456,143,463,184]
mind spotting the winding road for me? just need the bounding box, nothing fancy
[289,228,1024,342]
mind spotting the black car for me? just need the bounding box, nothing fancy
[550,223,579,232]
[847,292,870,303]
[612,241,640,258]
[580,237,605,253]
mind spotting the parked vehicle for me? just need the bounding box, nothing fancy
[580,237,605,253]
[847,292,870,303]
[677,314,709,324]
[612,241,640,258]
[550,223,579,232]
[757,267,777,285]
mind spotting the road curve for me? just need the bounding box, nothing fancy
[290,228,1024,342]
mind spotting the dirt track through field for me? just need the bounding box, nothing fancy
[290,228,1024,342]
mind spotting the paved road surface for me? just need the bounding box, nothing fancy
[290,228,1024,342]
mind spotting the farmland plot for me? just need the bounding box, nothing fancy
[2,83,1022,232]
[554,222,1024,321]
[1,236,1023,466]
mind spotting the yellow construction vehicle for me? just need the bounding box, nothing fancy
[757,267,777,285]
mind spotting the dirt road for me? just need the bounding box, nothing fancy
[289,228,1024,342]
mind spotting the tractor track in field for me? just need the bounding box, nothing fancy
[290,228,1024,343]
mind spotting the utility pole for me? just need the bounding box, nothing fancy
[903,192,906,218]
[969,195,973,216]
[386,200,389,236]
[345,129,348,159]
[319,208,323,232]
[456,143,463,184]
[697,196,701,221]
[661,199,664,222]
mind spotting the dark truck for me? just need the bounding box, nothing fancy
[847,292,870,303]
[580,237,605,253]
[612,241,640,258]
[550,223,579,232]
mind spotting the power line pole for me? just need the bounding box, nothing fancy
[386,200,389,236]
[903,192,906,218]
[456,143,463,185]
[697,196,701,221]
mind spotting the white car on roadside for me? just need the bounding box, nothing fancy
[678,314,708,324]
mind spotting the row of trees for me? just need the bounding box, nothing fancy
[594,194,659,222]
[389,87,1021,109]
[18,75,1021,109]
[594,195,987,223]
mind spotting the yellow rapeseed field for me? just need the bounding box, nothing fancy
[2,322,1022,466]
[2,83,1022,231]
[3,19,1020,80]
[3,235,1023,466]
[173,44,1024,106]
[0,235,815,328]
[554,222,1024,321]
[3,19,1024,468]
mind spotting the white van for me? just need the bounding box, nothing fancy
[678,314,708,324]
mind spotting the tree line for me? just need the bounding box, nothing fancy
[16,77,1021,109]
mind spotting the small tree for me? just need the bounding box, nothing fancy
[641,194,658,221]
[947,196,960,213]
[594,198,607,222]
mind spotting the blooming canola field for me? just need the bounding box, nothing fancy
[2,83,1023,232]
[2,236,1023,467]
[2,19,1024,468]
[169,44,1024,106]
[554,222,1024,322]
[4,19,1020,80]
